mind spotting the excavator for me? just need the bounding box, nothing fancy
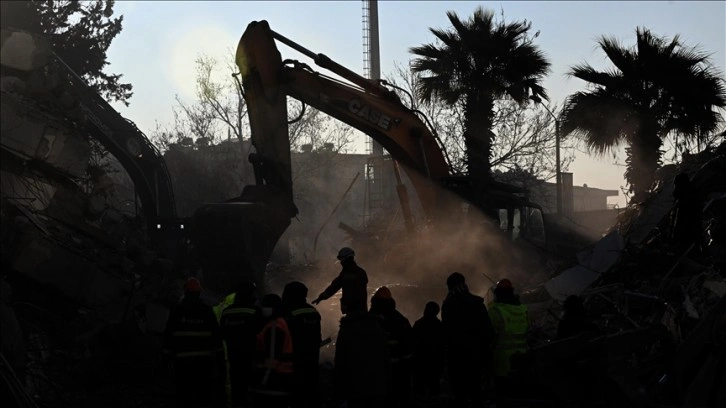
[191,20,550,293]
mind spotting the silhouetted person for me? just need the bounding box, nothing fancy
[369,286,413,408]
[412,301,444,402]
[250,294,294,408]
[220,281,262,408]
[282,281,322,408]
[489,278,528,396]
[313,247,368,314]
[556,295,599,340]
[671,172,703,253]
[334,308,391,408]
[163,277,225,408]
[441,272,494,407]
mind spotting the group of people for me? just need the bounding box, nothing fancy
[163,246,597,408]
[163,275,323,408]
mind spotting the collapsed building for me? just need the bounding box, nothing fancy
[1,29,182,407]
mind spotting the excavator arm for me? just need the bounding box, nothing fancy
[236,20,451,222]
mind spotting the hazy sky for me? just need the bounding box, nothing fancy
[107,1,726,207]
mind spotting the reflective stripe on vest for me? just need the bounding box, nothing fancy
[256,317,294,375]
[290,307,317,316]
[223,307,256,315]
[490,303,528,350]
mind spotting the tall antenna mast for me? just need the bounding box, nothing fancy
[362,0,383,156]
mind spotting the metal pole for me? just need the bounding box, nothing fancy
[532,96,562,216]
[555,119,562,215]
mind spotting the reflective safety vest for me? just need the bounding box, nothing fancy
[163,300,224,360]
[222,306,258,320]
[214,293,237,321]
[256,317,294,376]
[489,303,529,377]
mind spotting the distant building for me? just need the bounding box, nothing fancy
[529,172,622,237]
[530,175,620,214]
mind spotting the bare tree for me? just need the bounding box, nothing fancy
[385,61,574,183]
[148,52,356,216]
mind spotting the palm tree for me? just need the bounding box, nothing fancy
[561,28,726,197]
[409,7,550,178]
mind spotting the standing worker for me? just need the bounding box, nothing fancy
[488,278,529,394]
[250,294,294,408]
[163,277,226,408]
[334,308,391,408]
[411,301,445,403]
[220,281,262,408]
[282,281,322,408]
[312,247,368,314]
[441,272,495,408]
[369,286,413,408]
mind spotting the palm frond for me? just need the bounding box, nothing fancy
[597,35,635,76]
[570,64,620,87]
[560,91,639,154]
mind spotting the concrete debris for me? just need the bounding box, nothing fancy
[517,143,726,406]
[544,230,625,300]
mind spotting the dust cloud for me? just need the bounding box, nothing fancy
[265,178,551,362]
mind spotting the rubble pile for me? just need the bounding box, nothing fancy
[517,142,725,406]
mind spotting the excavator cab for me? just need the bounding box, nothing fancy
[442,175,547,248]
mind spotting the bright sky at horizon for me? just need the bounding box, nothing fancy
[107,1,726,207]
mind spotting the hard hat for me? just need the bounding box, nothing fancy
[337,247,355,261]
[373,286,392,300]
[496,278,513,290]
[184,277,202,293]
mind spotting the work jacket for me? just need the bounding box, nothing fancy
[220,301,262,362]
[286,303,322,367]
[370,298,413,365]
[489,302,529,377]
[163,295,224,360]
[318,260,368,313]
[441,288,494,366]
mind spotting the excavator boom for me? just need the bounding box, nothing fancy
[237,20,451,222]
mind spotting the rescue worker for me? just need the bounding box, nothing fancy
[441,272,494,408]
[369,286,413,408]
[334,308,391,408]
[163,277,226,408]
[220,281,262,408]
[250,294,294,408]
[282,281,322,408]
[556,295,599,340]
[488,279,529,391]
[312,247,368,314]
[411,301,444,403]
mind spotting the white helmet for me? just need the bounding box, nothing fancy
[337,247,355,261]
